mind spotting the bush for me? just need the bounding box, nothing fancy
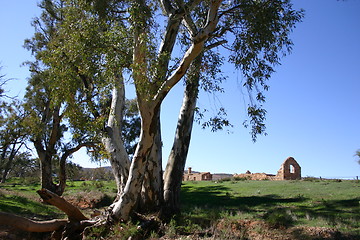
[302,177,320,182]
[95,193,114,208]
[263,208,295,229]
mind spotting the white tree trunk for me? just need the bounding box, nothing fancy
[111,103,159,221]
[140,111,163,212]
[102,74,130,195]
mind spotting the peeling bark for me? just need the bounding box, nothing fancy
[110,104,159,221]
[102,74,130,196]
[140,111,163,212]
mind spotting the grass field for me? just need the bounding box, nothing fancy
[0,178,359,239]
[180,180,360,234]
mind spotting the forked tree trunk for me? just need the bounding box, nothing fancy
[34,105,63,195]
[110,103,160,221]
[102,75,130,196]
[163,55,201,216]
[38,151,57,194]
[109,0,221,221]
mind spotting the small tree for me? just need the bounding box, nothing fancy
[0,102,30,183]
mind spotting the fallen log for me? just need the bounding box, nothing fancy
[37,188,88,222]
[0,212,67,232]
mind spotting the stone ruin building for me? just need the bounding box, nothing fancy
[183,167,212,181]
[182,157,301,182]
[276,157,301,180]
[234,157,301,180]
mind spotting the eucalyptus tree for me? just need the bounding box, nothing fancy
[32,0,303,223]
[0,102,30,183]
[23,0,99,195]
[0,71,32,183]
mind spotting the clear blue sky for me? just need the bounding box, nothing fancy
[1,1,359,179]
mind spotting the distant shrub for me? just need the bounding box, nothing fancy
[92,180,104,189]
[20,176,40,186]
[218,177,232,182]
[264,208,294,228]
[233,176,249,181]
[302,177,320,182]
[330,179,342,182]
[95,193,114,208]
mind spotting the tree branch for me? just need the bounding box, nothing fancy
[37,188,88,222]
[154,0,222,102]
[160,0,174,15]
[0,212,67,232]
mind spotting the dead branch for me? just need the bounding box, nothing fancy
[0,212,67,232]
[37,188,88,222]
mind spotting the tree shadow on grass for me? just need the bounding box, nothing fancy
[180,184,306,211]
[0,194,62,219]
[179,184,360,238]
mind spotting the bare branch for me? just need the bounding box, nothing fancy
[154,0,222,102]
[159,0,174,15]
[0,212,67,232]
[205,40,227,51]
[37,188,88,222]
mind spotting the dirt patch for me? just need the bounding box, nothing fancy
[159,219,359,240]
[0,225,50,240]
[64,190,114,209]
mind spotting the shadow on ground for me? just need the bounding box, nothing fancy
[179,184,360,239]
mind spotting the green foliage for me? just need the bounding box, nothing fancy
[28,0,304,144]
[0,100,33,183]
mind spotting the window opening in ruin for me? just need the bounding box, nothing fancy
[290,165,295,173]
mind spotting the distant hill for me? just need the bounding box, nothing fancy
[82,166,112,172]
[212,173,233,181]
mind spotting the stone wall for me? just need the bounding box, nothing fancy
[276,157,301,180]
[234,172,276,180]
[234,157,301,181]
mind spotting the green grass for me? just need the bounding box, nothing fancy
[64,180,117,196]
[1,178,359,238]
[0,192,63,219]
[180,180,360,235]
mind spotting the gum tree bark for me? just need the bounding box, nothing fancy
[110,0,221,221]
[163,54,202,216]
[102,74,131,196]
[140,112,163,212]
